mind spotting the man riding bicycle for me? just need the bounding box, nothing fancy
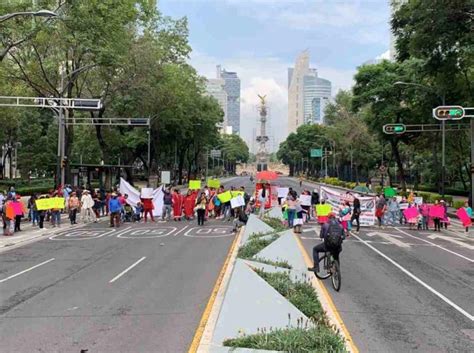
[308,213,345,272]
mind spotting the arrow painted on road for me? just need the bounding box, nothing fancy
[366,232,410,248]
[427,234,474,250]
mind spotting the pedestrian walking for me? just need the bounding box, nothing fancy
[68,192,80,225]
[108,193,122,227]
[258,186,267,219]
[80,190,96,223]
[287,195,297,228]
[195,192,208,226]
[351,197,361,232]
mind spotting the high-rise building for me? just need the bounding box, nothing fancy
[217,65,241,134]
[205,78,228,130]
[288,50,332,134]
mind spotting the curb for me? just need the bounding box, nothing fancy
[294,232,359,353]
[189,226,244,353]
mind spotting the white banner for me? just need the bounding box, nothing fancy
[141,188,154,198]
[277,187,289,198]
[119,178,163,217]
[299,194,312,206]
[230,195,245,209]
[320,186,376,226]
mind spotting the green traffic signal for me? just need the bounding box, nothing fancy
[433,106,465,120]
[393,125,405,133]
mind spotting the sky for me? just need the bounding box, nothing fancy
[158,0,391,152]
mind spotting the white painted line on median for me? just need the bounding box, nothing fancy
[395,228,474,263]
[173,225,190,236]
[351,232,474,322]
[0,258,55,283]
[109,256,146,283]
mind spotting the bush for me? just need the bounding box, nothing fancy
[262,216,286,232]
[453,200,467,209]
[223,269,347,352]
[15,186,55,196]
[237,234,279,259]
[252,257,292,269]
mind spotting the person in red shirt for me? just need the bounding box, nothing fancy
[172,189,184,221]
[183,190,196,220]
[141,197,155,222]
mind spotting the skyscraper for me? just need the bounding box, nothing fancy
[217,65,241,134]
[205,78,228,130]
[288,51,332,134]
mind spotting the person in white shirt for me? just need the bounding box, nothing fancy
[80,190,96,223]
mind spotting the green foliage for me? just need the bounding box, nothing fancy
[262,217,286,232]
[252,257,292,269]
[223,326,347,353]
[224,269,346,352]
[237,233,279,260]
[453,200,467,210]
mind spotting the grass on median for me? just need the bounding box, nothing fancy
[263,216,287,232]
[223,269,347,352]
[237,233,292,269]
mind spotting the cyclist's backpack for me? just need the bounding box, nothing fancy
[325,222,343,250]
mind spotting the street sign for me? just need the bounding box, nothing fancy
[210,149,221,158]
[383,124,406,134]
[433,106,465,120]
[310,148,323,157]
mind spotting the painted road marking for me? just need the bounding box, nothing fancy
[173,225,190,236]
[109,256,146,283]
[0,258,55,284]
[109,226,132,236]
[366,231,410,248]
[184,227,233,238]
[49,228,115,241]
[427,233,474,250]
[117,227,176,239]
[352,232,474,322]
[395,228,474,263]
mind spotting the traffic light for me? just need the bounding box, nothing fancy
[383,124,406,135]
[433,106,465,120]
[61,158,67,168]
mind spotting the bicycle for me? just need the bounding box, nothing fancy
[314,251,341,291]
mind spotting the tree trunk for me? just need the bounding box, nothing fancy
[390,139,406,191]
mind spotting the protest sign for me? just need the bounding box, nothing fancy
[277,187,289,198]
[230,195,245,209]
[456,208,472,227]
[189,180,201,190]
[217,191,232,203]
[51,197,65,209]
[299,194,311,206]
[208,179,220,189]
[429,205,445,218]
[36,199,52,210]
[384,187,397,198]
[316,204,332,216]
[11,202,24,215]
[320,186,376,226]
[403,207,418,220]
[141,188,154,199]
[414,197,423,205]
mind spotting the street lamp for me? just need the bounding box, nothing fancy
[393,81,446,196]
[0,10,58,23]
[313,135,336,176]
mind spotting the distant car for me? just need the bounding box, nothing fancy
[241,171,248,176]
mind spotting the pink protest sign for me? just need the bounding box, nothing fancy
[456,208,472,227]
[11,202,24,216]
[403,207,418,220]
[429,205,445,218]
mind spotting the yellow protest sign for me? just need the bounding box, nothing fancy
[208,179,220,189]
[189,180,201,190]
[51,197,65,209]
[316,204,332,216]
[36,198,53,210]
[217,191,232,203]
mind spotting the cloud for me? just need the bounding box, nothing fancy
[189,50,355,152]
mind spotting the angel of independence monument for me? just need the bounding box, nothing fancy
[256,95,269,172]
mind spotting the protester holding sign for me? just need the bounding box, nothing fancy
[195,192,208,226]
[458,201,472,233]
[430,200,444,231]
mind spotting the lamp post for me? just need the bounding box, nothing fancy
[313,135,336,176]
[394,81,446,196]
[0,10,57,23]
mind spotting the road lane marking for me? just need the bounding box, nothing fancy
[110,226,131,236]
[351,232,474,322]
[294,233,359,353]
[109,257,146,283]
[173,225,190,236]
[187,224,241,353]
[366,231,410,248]
[427,234,474,250]
[0,258,55,283]
[394,228,474,263]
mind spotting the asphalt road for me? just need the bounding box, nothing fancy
[278,177,474,353]
[0,176,254,353]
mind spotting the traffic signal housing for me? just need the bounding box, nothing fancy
[383,124,406,135]
[433,106,465,120]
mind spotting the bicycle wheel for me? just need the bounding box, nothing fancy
[331,259,341,291]
[314,254,331,280]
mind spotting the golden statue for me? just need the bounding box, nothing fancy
[258,94,267,106]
